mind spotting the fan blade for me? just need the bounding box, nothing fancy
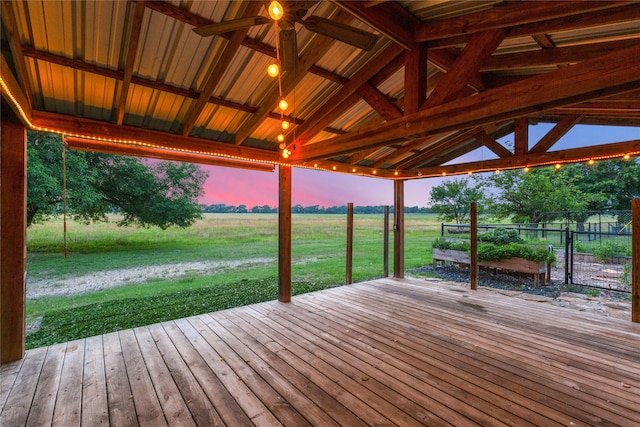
[193,16,270,37]
[304,16,379,51]
[279,28,298,72]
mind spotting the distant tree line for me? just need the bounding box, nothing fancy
[201,204,433,214]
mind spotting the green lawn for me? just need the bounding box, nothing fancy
[26,213,442,348]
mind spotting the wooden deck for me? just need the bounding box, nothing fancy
[2,278,639,426]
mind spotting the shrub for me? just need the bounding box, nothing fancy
[478,243,556,264]
[593,240,630,262]
[478,228,524,245]
[432,237,470,252]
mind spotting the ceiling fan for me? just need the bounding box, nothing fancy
[193,1,379,70]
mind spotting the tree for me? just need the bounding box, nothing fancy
[428,178,485,224]
[484,166,585,229]
[27,131,208,229]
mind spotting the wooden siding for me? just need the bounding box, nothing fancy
[2,278,639,426]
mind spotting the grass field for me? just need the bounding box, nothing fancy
[26,213,442,348]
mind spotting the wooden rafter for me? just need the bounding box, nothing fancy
[30,111,280,164]
[394,128,481,170]
[426,3,640,49]
[481,131,513,159]
[421,29,505,110]
[1,1,32,108]
[332,0,418,50]
[514,118,528,156]
[427,50,484,92]
[530,114,583,154]
[290,43,404,146]
[373,132,455,169]
[415,1,630,42]
[116,0,147,125]
[288,44,640,162]
[404,43,427,115]
[356,83,403,120]
[415,139,640,177]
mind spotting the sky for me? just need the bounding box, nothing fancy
[198,124,639,208]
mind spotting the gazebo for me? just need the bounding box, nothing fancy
[1,1,639,424]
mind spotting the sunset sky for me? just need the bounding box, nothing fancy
[198,124,639,208]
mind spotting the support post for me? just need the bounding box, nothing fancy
[632,199,639,323]
[383,205,389,277]
[278,165,291,302]
[1,106,27,362]
[470,202,478,290]
[393,180,405,278]
[346,203,354,284]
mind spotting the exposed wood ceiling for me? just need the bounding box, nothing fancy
[1,0,639,179]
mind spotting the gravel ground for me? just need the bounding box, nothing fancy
[410,265,632,320]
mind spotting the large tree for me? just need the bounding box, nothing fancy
[428,178,485,224]
[27,131,208,228]
[484,166,586,228]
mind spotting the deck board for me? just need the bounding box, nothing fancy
[2,278,639,426]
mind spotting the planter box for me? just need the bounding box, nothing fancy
[432,248,548,286]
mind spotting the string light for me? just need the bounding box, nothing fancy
[267,63,279,78]
[268,1,284,20]
[623,154,631,160]
[277,134,285,143]
[278,98,288,111]
[588,159,595,166]
[554,163,562,170]
[281,120,290,130]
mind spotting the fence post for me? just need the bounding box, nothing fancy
[383,205,389,277]
[632,199,639,323]
[564,227,571,285]
[441,222,444,237]
[346,203,353,285]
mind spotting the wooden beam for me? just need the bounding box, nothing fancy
[394,129,480,170]
[481,39,639,72]
[426,3,640,50]
[346,203,354,285]
[1,106,26,362]
[181,2,262,136]
[632,198,639,323]
[1,1,32,108]
[1,55,32,121]
[413,139,640,177]
[384,205,389,277]
[278,165,292,303]
[292,43,404,146]
[30,110,281,164]
[514,118,528,156]
[64,138,275,172]
[393,180,404,279]
[421,29,505,110]
[356,83,403,120]
[116,0,146,124]
[481,131,513,158]
[332,0,418,50]
[427,50,484,92]
[415,1,630,42]
[404,42,428,115]
[530,114,582,154]
[288,44,640,162]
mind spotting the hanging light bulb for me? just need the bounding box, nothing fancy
[588,159,595,166]
[623,153,631,160]
[267,63,279,77]
[268,1,284,20]
[554,163,562,170]
[281,120,290,130]
[278,98,288,111]
[277,134,285,142]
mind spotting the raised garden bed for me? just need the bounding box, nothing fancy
[432,248,549,286]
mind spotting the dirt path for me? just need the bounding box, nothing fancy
[27,258,276,299]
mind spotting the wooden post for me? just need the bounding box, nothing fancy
[278,165,291,302]
[346,203,354,284]
[470,202,478,290]
[383,205,389,277]
[393,180,405,278]
[632,199,639,323]
[1,106,27,362]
